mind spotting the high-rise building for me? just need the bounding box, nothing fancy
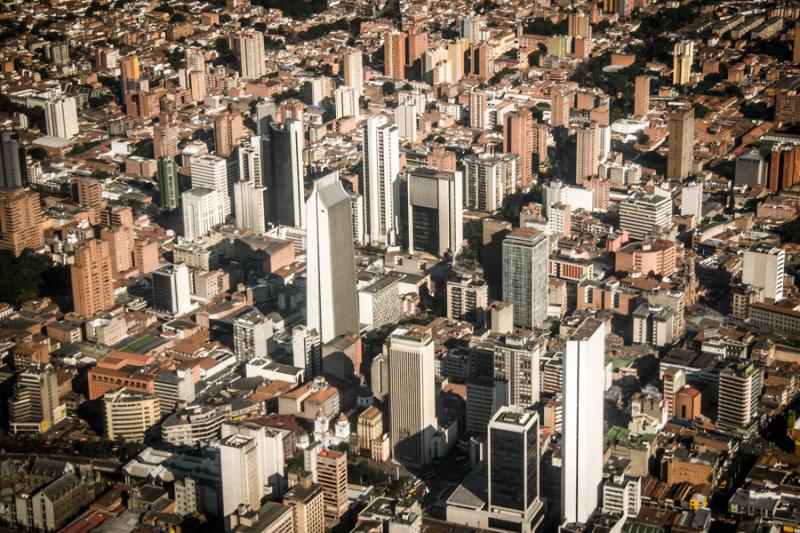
[342,50,364,96]
[717,363,763,435]
[222,421,286,498]
[0,188,43,256]
[181,188,222,241]
[503,108,535,187]
[238,29,266,80]
[469,90,488,130]
[384,31,407,79]
[389,326,437,467]
[185,47,207,101]
[292,325,323,379]
[335,86,360,120]
[317,449,348,526]
[152,263,192,316]
[157,157,180,210]
[120,55,141,94]
[550,86,570,127]
[406,26,429,67]
[395,102,417,142]
[742,246,785,302]
[406,167,463,257]
[562,317,605,524]
[43,94,79,139]
[74,177,106,226]
[71,239,115,318]
[488,406,543,533]
[680,181,703,217]
[234,179,268,234]
[255,99,276,136]
[214,112,244,158]
[494,332,543,408]
[471,43,493,81]
[234,307,271,362]
[464,153,519,213]
[460,15,483,44]
[362,115,400,245]
[103,389,160,443]
[567,12,592,39]
[465,377,508,436]
[153,123,179,160]
[220,432,265,519]
[672,41,694,86]
[502,228,549,329]
[634,75,650,117]
[306,172,359,343]
[446,273,488,323]
[667,107,695,180]
[284,474,325,533]
[619,193,672,241]
[238,136,263,186]
[263,118,305,228]
[0,132,26,189]
[575,123,599,185]
[190,153,230,219]
[8,364,66,434]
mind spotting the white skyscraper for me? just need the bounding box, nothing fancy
[562,317,605,524]
[292,325,323,380]
[742,246,785,302]
[219,433,265,520]
[182,188,222,241]
[388,326,437,467]
[234,180,267,234]
[190,153,230,219]
[395,103,418,143]
[238,136,263,186]
[238,29,266,80]
[502,228,550,329]
[334,86,360,119]
[221,420,286,498]
[362,115,400,245]
[152,263,192,316]
[44,95,79,139]
[306,172,359,343]
[680,181,703,218]
[342,50,364,96]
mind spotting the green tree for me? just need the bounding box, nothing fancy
[382,81,396,96]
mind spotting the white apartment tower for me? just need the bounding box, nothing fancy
[238,29,266,80]
[190,153,230,218]
[152,263,192,316]
[234,180,268,234]
[362,115,400,245]
[742,246,785,302]
[181,188,222,241]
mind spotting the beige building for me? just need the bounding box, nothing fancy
[357,406,390,461]
[575,123,599,185]
[71,238,115,318]
[0,188,44,257]
[634,75,650,117]
[238,29,266,80]
[672,41,694,85]
[284,474,325,533]
[446,274,488,323]
[8,364,67,434]
[317,449,348,527]
[667,107,694,180]
[103,389,160,442]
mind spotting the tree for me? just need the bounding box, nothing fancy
[29,147,47,161]
[0,250,54,305]
[693,103,709,119]
[382,81,396,96]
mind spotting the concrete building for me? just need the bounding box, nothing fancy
[619,194,672,241]
[575,123,600,185]
[358,275,402,328]
[395,102,418,142]
[42,94,79,139]
[342,50,364,95]
[317,449,348,526]
[446,274,488,323]
[680,181,703,218]
[238,29,266,79]
[406,167,463,257]
[634,75,650,117]
[502,228,549,328]
[742,246,785,302]
[0,131,27,188]
[190,153,230,219]
[8,364,66,434]
[103,389,160,442]
[152,263,192,316]
[157,157,180,210]
[672,41,694,85]
[362,115,400,245]
[292,325,323,380]
[335,85,360,120]
[71,239,115,318]
[234,179,268,234]
[717,364,763,435]
[464,153,519,213]
[503,108,537,186]
[384,30,407,79]
[220,432,266,520]
[667,107,694,180]
[466,376,508,436]
[494,333,543,408]
[263,118,305,228]
[734,149,767,187]
[284,474,325,533]
[0,188,43,256]
[234,307,272,362]
[182,188,222,241]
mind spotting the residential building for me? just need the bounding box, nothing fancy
[317,449,348,526]
[0,188,43,256]
[362,115,400,245]
[619,194,672,241]
[667,107,694,180]
[742,246,785,302]
[71,239,115,318]
[8,364,66,434]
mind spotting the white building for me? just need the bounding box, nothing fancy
[395,103,418,143]
[342,50,363,96]
[362,115,400,245]
[234,180,268,234]
[742,246,785,302]
[238,136,263,186]
[680,181,703,218]
[152,263,192,316]
[562,317,606,524]
[463,153,519,213]
[292,325,323,380]
[238,29,266,80]
[42,94,79,139]
[334,86,360,119]
[619,194,672,241]
[191,153,230,219]
[182,188,222,241]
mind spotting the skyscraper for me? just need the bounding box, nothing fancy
[667,107,694,180]
[157,157,180,210]
[190,153,230,219]
[181,188,222,241]
[43,94,79,139]
[575,123,599,185]
[255,99,276,136]
[238,29,266,80]
[0,132,26,189]
[362,115,400,245]
[152,263,192,316]
[494,332,543,408]
[503,108,535,186]
[469,90,488,130]
[342,50,363,96]
[153,123,179,160]
[562,317,605,524]
[214,112,244,158]
[406,167,463,257]
[262,118,305,228]
[234,179,268,234]
[75,177,106,225]
[292,325,323,379]
[488,406,543,533]
[384,31,406,79]
[550,86,570,127]
[220,432,265,519]
[464,153,519,213]
[388,326,437,467]
[502,228,549,329]
[672,41,694,86]
[395,102,417,142]
[306,172,359,343]
[717,363,763,434]
[317,449,348,527]
[634,75,651,117]
[0,188,43,256]
[8,364,67,434]
[742,245,785,302]
[71,238,115,318]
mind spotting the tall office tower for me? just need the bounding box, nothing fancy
[562,317,605,524]
[284,474,326,533]
[469,90,488,130]
[503,108,535,187]
[388,326,437,467]
[222,421,286,498]
[742,246,785,302]
[502,228,549,329]
[0,188,43,256]
[667,107,695,180]
[395,103,418,142]
[74,177,106,225]
[362,115,400,245]
[153,123,179,159]
[575,123,599,185]
[120,55,141,94]
[103,389,160,443]
[0,132,26,188]
[342,50,364,96]
[71,239,114,318]
[255,99,276,136]
[494,332,543,407]
[619,194,672,241]
[634,75,651,117]
[567,12,592,39]
[152,263,192,316]
[488,406,543,533]
[464,153,520,213]
[43,94,79,139]
[795,25,800,63]
[406,167,463,257]
[672,41,694,86]
[335,86,360,120]
[8,364,66,434]
[680,181,703,217]
[238,29,266,80]
[220,432,265,519]
[214,112,244,158]
[550,86,570,128]
[157,157,180,210]
[190,153,229,218]
[465,377,508,436]
[471,43,493,81]
[262,118,305,228]
[234,180,268,234]
[384,30,407,79]
[234,307,271,362]
[306,172,359,343]
[238,136,263,186]
[717,363,763,434]
[292,325,323,379]
[317,449,349,526]
[181,188,221,241]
